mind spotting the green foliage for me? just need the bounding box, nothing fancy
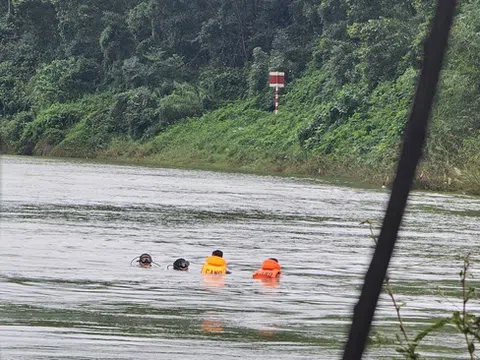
[312,38,360,85]
[52,111,112,158]
[348,18,416,86]
[30,58,101,108]
[248,47,269,97]
[392,317,452,360]
[18,102,83,154]
[52,0,110,59]
[0,111,34,152]
[0,60,30,116]
[108,87,161,140]
[12,0,59,65]
[122,48,187,91]
[103,83,204,141]
[100,11,135,83]
[428,1,480,164]
[126,1,154,44]
[158,82,205,126]
[199,67,246,107]
[0,0,479,194]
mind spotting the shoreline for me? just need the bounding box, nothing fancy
[5,152,478,198]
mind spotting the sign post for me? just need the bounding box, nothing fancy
[269,72,285,114]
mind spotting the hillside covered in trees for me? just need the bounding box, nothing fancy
[1,0,479,193]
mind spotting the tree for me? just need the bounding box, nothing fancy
[30,58,101,108]
[348,18,415,86]
[52,0,119,60]
[100,11,135,82]
[248,47,269,96]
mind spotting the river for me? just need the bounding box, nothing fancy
[1,155,479,359]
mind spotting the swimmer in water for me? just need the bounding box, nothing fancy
[168,258,190,271]
[201,250,231,275]
[130,253,159,268]
[253,258,281,279]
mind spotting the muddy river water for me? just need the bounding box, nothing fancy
[1,156,479,359]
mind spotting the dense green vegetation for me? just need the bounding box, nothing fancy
[1,0,479,194]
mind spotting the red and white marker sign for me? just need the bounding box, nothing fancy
[269,71,285,114]
[269,71,285,88]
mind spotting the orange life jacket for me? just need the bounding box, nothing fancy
[201,256,227,275]
[253,259,281,279]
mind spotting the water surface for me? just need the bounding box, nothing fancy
[1,156,479,359]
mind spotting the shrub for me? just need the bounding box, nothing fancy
[158,82,204,126]
[0,111,35,151]
[52,110,112,157]
[108,87,161,140]
[18,102,83,154]
[30,58,101,109]
[199,66,247,108]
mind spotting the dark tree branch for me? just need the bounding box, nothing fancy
[342,1,458,359]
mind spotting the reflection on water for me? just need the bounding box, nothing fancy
[1,156,480,359]
[202,275,226,288]
[255,277,280,288]
[201,312,225,334]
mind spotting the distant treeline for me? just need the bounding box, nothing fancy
[0,0,479,194]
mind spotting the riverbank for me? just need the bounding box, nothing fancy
[1,0,480,197]
[89,101,480,196]
[2,66,478,196]
[41,129,480,197]
[2,98,479,196]
[97,153,480,196]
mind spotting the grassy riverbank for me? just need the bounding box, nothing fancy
[1,1,479,195]
[2,66,479,195]
[2,69,479,195]
[54,97,480,195]
[59,67,480,195]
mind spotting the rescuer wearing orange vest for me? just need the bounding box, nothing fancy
[253,258,281,279]
[201,250,231,275]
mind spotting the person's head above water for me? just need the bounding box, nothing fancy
[212,250,223,258]
[173,258,190,271]
[130,253,159,268]
[201,250,229,275]
[139,253,152,267]
[253,258,281,280]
